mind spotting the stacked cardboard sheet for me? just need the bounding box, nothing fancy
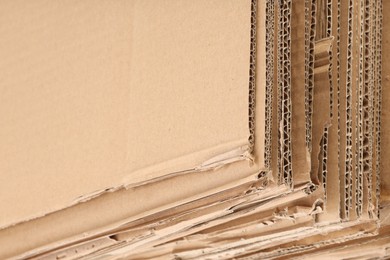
[0,0,389,259]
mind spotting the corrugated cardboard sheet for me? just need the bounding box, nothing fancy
[0,0,389,259]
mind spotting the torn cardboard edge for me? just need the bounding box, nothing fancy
[31,182,320,260]
[245,220,379,259]
[0,142,252,231]
[1,162,264,259]
[15,173,313,260]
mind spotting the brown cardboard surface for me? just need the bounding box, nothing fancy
[349,0,359,220]
[381,0,390,202]
[322,0,341,221]
[254,0,267,169]
[242,220,377,259]
[0,160,257,259]
[374,0,383,218]
[338,0,351,220]
[101,185,320,260]
[360,0,374,219]
[372,0,382,218]
[312,37,332,188]
[0,0,253,228]
[277,0,293,187]
[304,0,316,161]
[0,0,388,258]
[271,0,280,186]
[291,0,312,185]
[356,0,365,218]
[315,0,328,41]
[264,0,276,170]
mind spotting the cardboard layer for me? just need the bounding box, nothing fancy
[381,0,390,202]
[254,0,267,168]
[264,0,276,170]
[0,161,258,259]
[276,0,293,187]
[0,0,253,228]
[337,0,350,220]
[291,0,311,186]
[316,0,342,222]
[0,0,388,259]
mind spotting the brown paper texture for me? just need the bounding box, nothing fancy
[0,0,388,259]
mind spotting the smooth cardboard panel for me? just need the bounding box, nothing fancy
[0,0,252,228]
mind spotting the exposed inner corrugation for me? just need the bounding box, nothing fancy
[277,0,292,187]
[371,0,379,218]
[305,0,316,152]
[350,0,359,220]
[318,134,325,188]
[327,0,333,117]
[309,0,317,184]
[264,0,275,170]
[271,0,280,185]
[248,0,257,155]
[319,0,333,202]
[369,0,377,218]
[283,0,293,187]
[321,0,333,202]
[321,127,329,200]
[304,0,310,149]
[344,0,354,220]
[362,0,372,216]
[363,0,374,218]
[371,0,377,218]
[277,0,284,185]
[356,0,365,218]
[336,0,342,220]
[375,0,383,219]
